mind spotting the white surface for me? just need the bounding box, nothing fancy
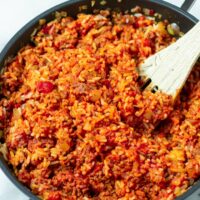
[0,1,200,200]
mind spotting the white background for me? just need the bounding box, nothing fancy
[0,0,199,200]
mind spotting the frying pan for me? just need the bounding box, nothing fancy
[0,0,199,199]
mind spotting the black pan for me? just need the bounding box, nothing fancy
[0,0,199,199]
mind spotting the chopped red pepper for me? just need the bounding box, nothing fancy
[37,81,54,93]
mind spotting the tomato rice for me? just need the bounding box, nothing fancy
[0,8,200,200]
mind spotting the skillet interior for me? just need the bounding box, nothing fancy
[0,0,199,199]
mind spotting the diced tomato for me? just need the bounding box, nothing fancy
[149,9,155,16]
[143,38,151,47]
[37,81,54,94]
[134,21,140,29]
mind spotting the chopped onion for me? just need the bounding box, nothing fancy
[134,13,143,17]
[100,0,107,5]
[91,0,95,7]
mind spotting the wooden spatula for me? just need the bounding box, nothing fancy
[139,21,200,100]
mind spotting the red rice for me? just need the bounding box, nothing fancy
[0,9,200,200]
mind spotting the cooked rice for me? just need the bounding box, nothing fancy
[0,8,200,200]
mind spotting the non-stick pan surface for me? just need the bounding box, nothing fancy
[0,0,199,199]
